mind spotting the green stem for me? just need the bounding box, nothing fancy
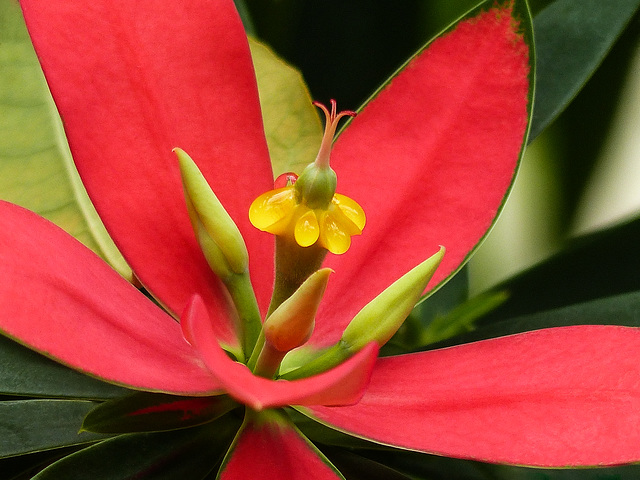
[225,271,263,362]
[268,236,327,316]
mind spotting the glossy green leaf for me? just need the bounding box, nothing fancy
[33,416,241,480]
[249,37,323,178]
[0,335,130,400]
[530,0,640,140]
[481,216,640,323]
[0,400,108,458]
[82,392,236,434]
[0,0,131,278]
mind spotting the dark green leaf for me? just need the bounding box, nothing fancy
[429,289,640,350]
[321,446,412,480]
[530,0,640,140]
[33,415,241,480]
[0,335,130,399]
[0,447,81,480]
[0,400,108,458]
[480,217,640,323]
[368,448,640,480]
[82,392,237,434]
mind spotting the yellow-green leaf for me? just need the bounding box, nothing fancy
[249,37,323,178]
[0,0,131,279]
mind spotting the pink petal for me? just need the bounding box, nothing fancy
[220,416,342,480]
[19,0,275,345]
[0,201,219,394]
[183,295,378,410]
[316,4,530,344]
[307,326,640,466]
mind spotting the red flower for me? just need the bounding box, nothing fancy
[1,0,639,477]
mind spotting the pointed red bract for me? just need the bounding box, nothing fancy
[221,418,342,480]
[314,3,530,346]
[0,201,220,394]
[182,295,378,410]
[307,326,640,466]
[19,0,275,346]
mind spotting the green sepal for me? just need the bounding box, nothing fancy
[0,400,109,458]
[81,392,237,434]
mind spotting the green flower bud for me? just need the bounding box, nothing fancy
[264,268,332,352]
[341,247,445,351]
[281,247,445,380]
[175,147,249,278]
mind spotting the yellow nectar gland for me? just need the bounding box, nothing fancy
[249,100,365,255]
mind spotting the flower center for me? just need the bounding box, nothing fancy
[248,100,365,255]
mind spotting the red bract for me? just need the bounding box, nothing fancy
[0,0,638,477]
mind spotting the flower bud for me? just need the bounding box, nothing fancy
[263,268,332,352]
[341,247,445,351]
[175,148,249,278]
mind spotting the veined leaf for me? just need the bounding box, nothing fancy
[0,0,131,279]
[249,37,323,178]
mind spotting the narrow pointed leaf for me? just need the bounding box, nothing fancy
[0,0,130,278]
[438,290,640,349]
[33,418,240,480]
[530,0,640,140]
[316,0,533,346]
[306,326,640,466]
[249,37,323,178]
[82,392,236,434]
[183,295,378,410]
[19,0,275,339]
[0,335,129,399]
[0,400,108,458]
[0,202,219,394]
[220,414,344,479]
[481,217,640,322]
